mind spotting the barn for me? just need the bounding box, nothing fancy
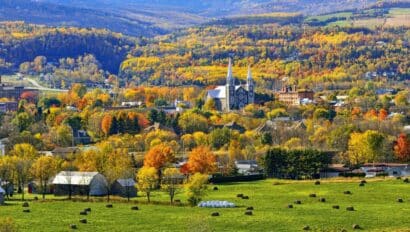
[52,171,108,196]
[111,178,137,198]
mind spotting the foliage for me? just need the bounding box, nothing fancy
[137,166,159,203]
[187,146,217,174]
[347,130,386,165]
[185,173,209,206]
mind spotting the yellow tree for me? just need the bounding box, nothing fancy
[137,167,158,203]
[31,156,59,199]
[187,146,217,174]
[185,173,209,206]
[161,168,183,204]
[348,130,385,165]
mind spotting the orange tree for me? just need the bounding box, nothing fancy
[187,146,217,174]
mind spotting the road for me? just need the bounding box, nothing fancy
[24,77,68,92]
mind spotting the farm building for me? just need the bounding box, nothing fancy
[235,160,262,175]
[52,171,108,196]
[111,179,137,198]
[0,186,5,205]
[362,163,410,177]
[320,164,350,178]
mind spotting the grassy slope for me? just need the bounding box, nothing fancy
[0,178,409,231]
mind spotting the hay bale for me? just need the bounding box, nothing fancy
[346,206,355,211]
[359,183,365,187]
[245,210,253,215]
[33,196,38,201]
[340,229,348,232]
[106,204,113,208]
[360,180,367,184]
[352,224,361,230]
[344,191,352,195]
[332,205,340,209]
[211,212,220,216]
[213,186,219,191]
[131,206,139,210]
[246,206,254,210]
[309,193,316,198]
[319,198,326,202]
[84,208,91,212]
[237,194,244,198]
[79,219,87,224]
[396,177,401,180]
[287,204,293,208]
[174,199,181,203]
[404,178,409,183]
[80,211,87,215]
[70,224,77,230]
[397,198,404,203]
[294,200,302,204]
[22,202,29,207]
[315,181,320,185]
[242,196,249,200]
[303,226,310,231]
[23,209,30,213]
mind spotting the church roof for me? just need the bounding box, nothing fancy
[207,86,226,99]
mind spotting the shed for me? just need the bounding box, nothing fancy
[111,179,137,198]
[0,186,5,205]
[52,171,108,196]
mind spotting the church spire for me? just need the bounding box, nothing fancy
[227,58,233,84]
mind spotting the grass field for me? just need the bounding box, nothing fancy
[0,178,409,232]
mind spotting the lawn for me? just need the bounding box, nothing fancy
[0,178,409,232]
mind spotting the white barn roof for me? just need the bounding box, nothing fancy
[0,186,5,194]
[207,86,226,99]
[52,171,100,186]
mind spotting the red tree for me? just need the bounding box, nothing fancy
[394,133,410,162]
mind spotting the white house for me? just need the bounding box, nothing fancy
[52,171,108,196]
[361,163,410,178]
[235,160,261,175]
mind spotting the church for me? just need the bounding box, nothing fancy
[207,59,255,111]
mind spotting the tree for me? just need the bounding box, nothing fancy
[137,167,158,203]
[185,173,209,206]
[394,133,410,162]
[143,144,175,170]
[187,146,217,174]
[228,140,243,160]
[178,111,208,134]
[10,143,38,200]
[101,114,113,137]
[209,127,231,149]
[347,130,385,165]
[31,156,59,200]
[161,168,183,204]
[0,156,14,198]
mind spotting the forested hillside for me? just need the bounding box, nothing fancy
[0,22,136,74]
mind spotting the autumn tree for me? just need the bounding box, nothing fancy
[187,146,217,174]
[0,156,14,199]
[101,114,113,137]
[143,144,175,170]
[394,133,410,162]
[137,167,158,203]
[347,130,385,165]
[178,111,209,134]
[185,173,209,206]
[161,168,183,204]
[31,156,59,199]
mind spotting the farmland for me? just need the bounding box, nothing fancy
[1,178,409,231]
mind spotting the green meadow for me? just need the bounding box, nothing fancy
[0,178,409,232]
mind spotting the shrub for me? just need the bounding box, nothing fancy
[0,217,18,232]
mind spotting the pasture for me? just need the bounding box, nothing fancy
[0,178,409,231]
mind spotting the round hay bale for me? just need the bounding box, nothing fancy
[84,208,91,212]
[332,205,340,209]
[340,229,348,232]
[213,186,219,191]
[79,219,87,224]
[319,198,326,202]
[245,210,253,215]
[309,194,316,198]
[359,183,365,187]
[237,194,244,198]
[352,224,361,230]
[106,204,113,208]
[211,212,220,217]
[287,204,293,208]
[397,198,404,203]
[80,211,87,215]
[346,206,355,211]
[360,180,367,184]
[23,209,30,213]
[246,206,254,210]
[344,191,352,195]
[404,178,409,183]
[242,196,249,200]
[131,206,139,210]
[315,181,320,185]
[22,202,29,207]
[33,196,39,201]
[294,200,302,204]
[70,224,77,230]
[303,226,310,231]
[396,177,401,180]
